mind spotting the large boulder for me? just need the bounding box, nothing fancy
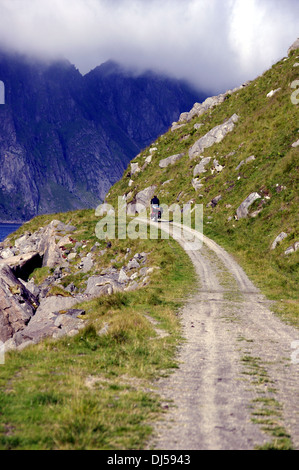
[0,263,38,342]
[189,114,239,159]
[11,296,84,346]
[159,153,185,168]
[3,252,42,280]
[127,185,157,215]
[12,220,76,269]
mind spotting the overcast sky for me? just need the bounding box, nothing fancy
[0,0,298,94]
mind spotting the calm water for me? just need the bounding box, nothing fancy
[0,223,22,242]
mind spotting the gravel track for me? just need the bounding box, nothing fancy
[147,223,299,450]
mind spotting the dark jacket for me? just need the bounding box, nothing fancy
[151,196,160,205]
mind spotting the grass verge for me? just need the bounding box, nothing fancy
[0,219,196,450]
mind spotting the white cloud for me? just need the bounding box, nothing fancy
[0,0,298,93]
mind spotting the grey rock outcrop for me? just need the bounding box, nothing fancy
[0,263,38,342]
[130,162,141,176]
[6,297,86,349]
[288,38,299,54]
[284,241,299,255]
[179,94,228,123]
[193,157,212,176]
[1,220,77,270]
[271,232,288,250]
[3,252,42,280]
[189,114,239,159]
[236,193,261,219]
[127,185,157,215]
[159,153,185,168]
[177,83,248,124]
[192,178,204,191]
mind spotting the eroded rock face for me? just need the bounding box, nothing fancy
[0,263,38,342]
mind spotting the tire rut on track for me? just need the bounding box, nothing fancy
[147,223,299,450]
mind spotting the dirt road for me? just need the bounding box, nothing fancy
[148,223,299,450]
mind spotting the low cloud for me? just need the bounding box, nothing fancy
[0,0,298,93]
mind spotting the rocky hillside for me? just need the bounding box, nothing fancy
[0,39,298,350]
[106,39,299,323]
[0,51,204,222]
[0,214,164,349]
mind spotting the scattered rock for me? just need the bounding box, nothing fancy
[80,253,93,273]
[275,184,287,193]
[193,157,211,176]
[266,88,281,98]
[236,160,244,171]
[162,179,174,186]
[130,162,141,176]
[291,139,299,148]
[271,232,288,250]
[209,195,222,208]
[284,242,299,255]
[127,258,140,270]
[211,159,224,173]
[236,192,261,219]
[118,268,129,284]
[192,178,204,191]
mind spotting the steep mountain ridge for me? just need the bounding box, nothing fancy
[106,40,299,322]
[0,51,203,222]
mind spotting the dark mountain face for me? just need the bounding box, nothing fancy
[83,60,207,148]
[0,52,205,221]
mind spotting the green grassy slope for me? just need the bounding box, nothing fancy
[0,46,298,450]
[0,209,196,449]
[106,47,299,326]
